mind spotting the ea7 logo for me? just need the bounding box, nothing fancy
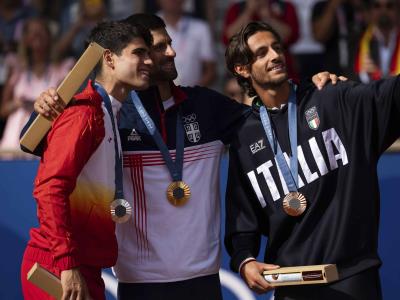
[250,139,266,154]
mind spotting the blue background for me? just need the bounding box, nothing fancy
[1,154,399,299]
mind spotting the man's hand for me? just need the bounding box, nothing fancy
[312,71,348,90]
[60,268,91,300]
[240,260,280,294]
[34,88,66,121]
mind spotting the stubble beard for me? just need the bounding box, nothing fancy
[151,58,178,83]
[253,71,288,91]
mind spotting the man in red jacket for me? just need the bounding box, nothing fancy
[20,20,153,300]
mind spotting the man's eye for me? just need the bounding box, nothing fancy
[273,45,283,53]
[153,44,166,52]
[133,49,148,57]
[256,51,267,59]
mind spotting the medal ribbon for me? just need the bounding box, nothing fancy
[130,91,184,182]
[95,83,125,200]
[259,85,298,192]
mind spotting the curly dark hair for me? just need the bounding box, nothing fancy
[87,20,153,75]
[225,21,281,97]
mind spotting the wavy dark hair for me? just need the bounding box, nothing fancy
[87,20,153,76]
[225,21,281,97]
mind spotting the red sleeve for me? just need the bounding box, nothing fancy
[222,4,240,45]
[282,2,299,46]
[33,101,104,271]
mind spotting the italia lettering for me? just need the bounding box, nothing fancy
[247,127,348,206]
[257,161,280,201]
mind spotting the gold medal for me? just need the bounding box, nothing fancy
[283,192,307,216]
[110,199,132,223]
[166,181,191,206]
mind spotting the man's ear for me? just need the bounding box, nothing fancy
[234,64,250,78]
[103,49,114,69]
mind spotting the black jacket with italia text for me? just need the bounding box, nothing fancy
[225,77,400,280]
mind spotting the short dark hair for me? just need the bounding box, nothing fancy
[87,20,153,75]
[225,21,281,97]
[123,13,166,31]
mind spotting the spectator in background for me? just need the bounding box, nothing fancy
[222,0,299,80]
[146,0,217,37]
[353,0,400,83]
[0,18,74,155]
[0,0,37,138]
[157,0,217,87]
[55,0,106,59]
[224,75,253,105]
[0,0,37,52]
[287,0,325,78]
[108,0,144,20]
[312,0,363,76]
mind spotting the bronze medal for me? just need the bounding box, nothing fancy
[166,181,191,206]
[283,192,307,216]
[110,199,132,223]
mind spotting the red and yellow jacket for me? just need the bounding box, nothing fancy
[28,81,119,271]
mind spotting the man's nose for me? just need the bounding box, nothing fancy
[144,55,153,66]
[165,45,176,57]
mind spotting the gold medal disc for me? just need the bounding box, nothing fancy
[166,181,191,206]
[110,199,132,223]
[283,192,307,216]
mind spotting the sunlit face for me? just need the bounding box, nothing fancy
[244,30,288,91]
[112,38,153,90]
[149,28,178,82]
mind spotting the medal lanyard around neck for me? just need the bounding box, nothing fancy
[130,91,184,182]
[259,86,298,192]
[95,83,125,199]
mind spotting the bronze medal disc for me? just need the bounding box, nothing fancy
[283,192,307,216]
[166,181,191,206]
[110,199,132,223]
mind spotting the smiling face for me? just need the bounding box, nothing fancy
[111,37,153,90]
[243,30,288,91]
[148,27,178,82]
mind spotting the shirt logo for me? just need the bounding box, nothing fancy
[250,139,266,154]
[305,106,320,130]
[127,129,142,142]
[183,113,201,143]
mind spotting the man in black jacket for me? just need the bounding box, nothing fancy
[224,21,400,300]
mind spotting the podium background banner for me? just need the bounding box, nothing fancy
[1,154,399,300]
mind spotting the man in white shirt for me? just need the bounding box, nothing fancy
[157,0,216,87]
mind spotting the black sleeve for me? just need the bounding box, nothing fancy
[224,145,266,273]
[19,111,46,156]
[210,89,250,145]
[337,76,400,157]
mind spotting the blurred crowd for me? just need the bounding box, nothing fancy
[0,0,399,157]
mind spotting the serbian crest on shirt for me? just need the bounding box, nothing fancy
[305,106,320,130]
[182,113,201,143]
